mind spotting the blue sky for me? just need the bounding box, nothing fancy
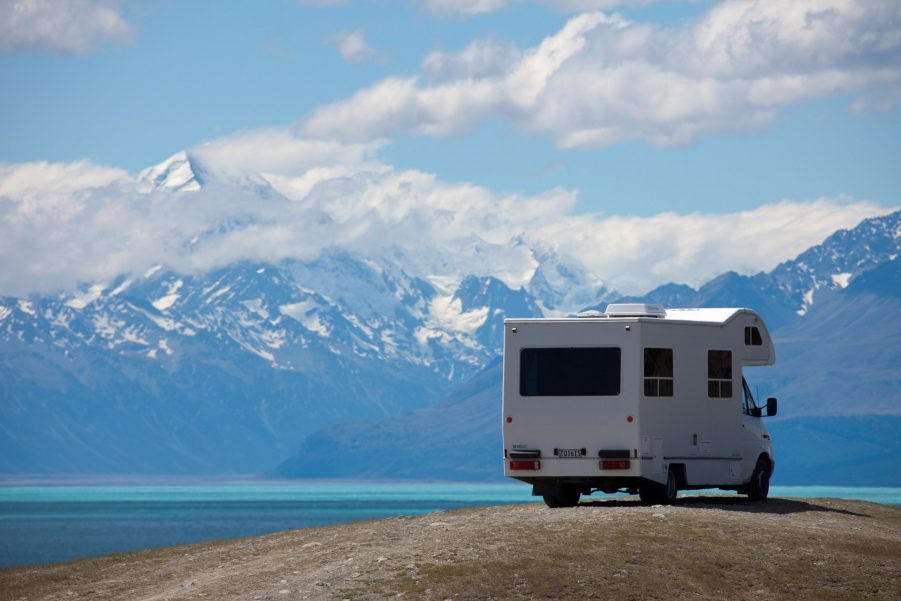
[2,0,898,216]
[0,0,899,296]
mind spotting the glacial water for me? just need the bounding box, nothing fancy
[1,481,898,569]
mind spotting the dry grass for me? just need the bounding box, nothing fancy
[3,496,900,601]
[347,498,901,601]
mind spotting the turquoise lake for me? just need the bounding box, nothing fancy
[1,482,899,569]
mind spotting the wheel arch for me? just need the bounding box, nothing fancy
[757,452,774,474]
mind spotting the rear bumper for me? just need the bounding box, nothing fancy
[504,456,642,478]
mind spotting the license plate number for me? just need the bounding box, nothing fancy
[558,448,582,458]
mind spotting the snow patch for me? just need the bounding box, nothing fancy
[241,298,270,319]
[247,345,274,362]
[17,300,36,316]
[93,314,120,338]
[66,283,106,309]
[831,273,852,288]
[260,328,286,349]
[121,326,149,346]
[381,329,398,355]
[0,306,11,322]
[206,285,231,303]
[280,301,331,337]
[346,313,373,338]
[428,295,488,333]
[144,264,163,278]
[414,326,451,346]
[145,313,177,331]
[110,279,132,296]
[152,280,183,312]
[797,288,815,316]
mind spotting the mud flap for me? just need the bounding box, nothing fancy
[531,480,563,497]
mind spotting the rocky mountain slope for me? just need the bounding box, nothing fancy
[0,253,541,474]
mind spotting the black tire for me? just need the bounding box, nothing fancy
[661,468,678,504]
[747,457,770,501]
[543,484,580,508]
[639,469,678,505]
[638,485,658,505]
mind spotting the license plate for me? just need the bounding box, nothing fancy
[557,448,582,458]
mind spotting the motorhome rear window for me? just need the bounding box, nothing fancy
[520,347,621,396]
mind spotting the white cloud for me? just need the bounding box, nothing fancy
[0,160,127,199]
[422,38,521,81]
[423,0,510,16]
[0,0,134,54]
[190,126,385,177]
[421,0,688,17]
[303,0,901,147]
[0,151,892,299]
[332,28,377,64]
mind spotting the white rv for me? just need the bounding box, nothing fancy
[502,304,778,507]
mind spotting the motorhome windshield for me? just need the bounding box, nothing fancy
[742,377,759,415]
[520,347,621,397]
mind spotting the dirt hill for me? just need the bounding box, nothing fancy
[2,496,900,600]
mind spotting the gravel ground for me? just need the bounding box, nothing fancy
[2,496,900,601]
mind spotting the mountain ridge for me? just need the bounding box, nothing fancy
[1,201,898,476]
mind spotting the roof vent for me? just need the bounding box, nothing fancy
[576,310,605,318]
[604,303,666,318]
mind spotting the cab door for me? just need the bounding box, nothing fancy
[739,377,769,482]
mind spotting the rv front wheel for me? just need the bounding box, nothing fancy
[663,469,678,504]
[747,458,770,501]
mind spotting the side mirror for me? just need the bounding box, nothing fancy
[766,397,778,417]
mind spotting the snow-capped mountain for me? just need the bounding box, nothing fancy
[604,210,901,328]
[0,247,546,474]
[526,247,612,315]
[1,148,897,477]
[137,150,205,192]
[759,210,901,316]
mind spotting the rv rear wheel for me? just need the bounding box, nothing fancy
[747,458,770,501]
[639,469,678,505]
[543,484,580,508]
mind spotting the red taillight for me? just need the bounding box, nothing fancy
[510,460,540,470]
[601,459,631,470]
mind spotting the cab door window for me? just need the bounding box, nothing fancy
[741,377,756,415]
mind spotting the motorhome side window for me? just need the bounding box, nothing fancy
[643,348,673,397]
[707,350,733,398]
[520,347,621,397]
[744,326,762,346]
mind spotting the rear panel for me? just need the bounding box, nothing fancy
[502,319,641,480]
